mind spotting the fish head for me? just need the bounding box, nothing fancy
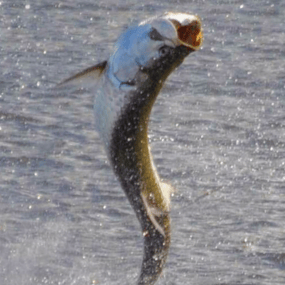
[108,12,203,88]
[94,13,203,147]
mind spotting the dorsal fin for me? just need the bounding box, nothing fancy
[56,60,107,88]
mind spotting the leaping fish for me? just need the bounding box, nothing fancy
[59,12,203,285]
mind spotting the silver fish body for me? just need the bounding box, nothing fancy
[59,12,203,285]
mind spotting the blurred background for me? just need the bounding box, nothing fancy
[0,0,284,284]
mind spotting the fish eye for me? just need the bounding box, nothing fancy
[159,46,171,57]
[149,28,164,41]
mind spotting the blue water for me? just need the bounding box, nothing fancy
[0,0,284,284]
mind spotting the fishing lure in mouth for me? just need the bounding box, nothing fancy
[59,12,203,285]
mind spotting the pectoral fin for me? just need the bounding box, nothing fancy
[141,193,166,237]
[57,60,107,88]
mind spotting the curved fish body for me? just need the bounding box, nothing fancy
[59,13,203,285]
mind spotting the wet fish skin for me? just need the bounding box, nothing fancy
[58,12,203,285]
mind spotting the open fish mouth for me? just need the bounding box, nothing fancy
[165,12,203,50]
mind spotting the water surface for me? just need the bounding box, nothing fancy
[0,0,284,284]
